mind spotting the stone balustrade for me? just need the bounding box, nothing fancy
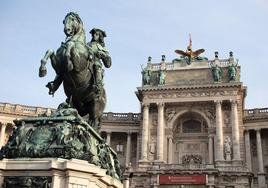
[244,108,268,117]
[0,102,141,122]
[102,112,141,121]
[149,58,234,71]
[0,103,52,116]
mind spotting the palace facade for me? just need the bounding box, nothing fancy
[1,52,268,188]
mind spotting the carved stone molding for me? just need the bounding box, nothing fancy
[182,154,202,165]
[165,105,216,127]
[146,90,238,99]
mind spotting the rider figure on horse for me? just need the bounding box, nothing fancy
[88,28,110,96]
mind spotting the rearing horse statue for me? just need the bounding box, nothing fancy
[39,12,111,130]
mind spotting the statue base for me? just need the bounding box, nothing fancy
[0,104,123,183]
[0,158,123,188]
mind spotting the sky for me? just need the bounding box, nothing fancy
[0,0,268,113]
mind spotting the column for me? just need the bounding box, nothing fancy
[0,170,4,188]
[167,137,173,164]
[256,129,264,172]
[106,131,111,146]
[126,132,132,166]
[140,103,149,161]
[256,129,266,188]
[136,133,140,165]
[215,100,224,161]
[157,102,165,162]
[244,130,252,171]
[123,178,130,188]
[231,100,241,160]
[0,123,7,149]
[208,135,214,164]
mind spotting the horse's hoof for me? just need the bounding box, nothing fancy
[39,66,47,77]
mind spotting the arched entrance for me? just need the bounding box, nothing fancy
[172,111,209,165]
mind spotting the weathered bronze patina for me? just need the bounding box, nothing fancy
[0,103,122,180]
[39,12,111,130]
[0,12,122,182]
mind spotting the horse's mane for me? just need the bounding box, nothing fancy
[64,12,86,44]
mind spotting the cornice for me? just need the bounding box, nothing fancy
[137,82,243,92]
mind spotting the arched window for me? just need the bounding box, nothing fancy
[182,120,202,133]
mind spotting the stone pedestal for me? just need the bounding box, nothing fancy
[0,158,123,188]
[257,172,266,188]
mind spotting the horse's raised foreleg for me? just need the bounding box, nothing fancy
[39,49,54,77]
[47,52,62,95]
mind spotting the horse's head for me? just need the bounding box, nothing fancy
[63,12,83,38]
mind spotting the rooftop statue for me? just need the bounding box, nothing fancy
[39,12,111,130]
[228,61,238,82]
[174,34,207,65]
[141,65,151,86]
[211,63,223,82]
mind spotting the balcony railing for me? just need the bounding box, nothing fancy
[244,108,268,117]
[0,102,141,122]
[102,112,141,121]
[149,58,233,71]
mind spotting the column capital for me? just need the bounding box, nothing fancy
[167,136,173,140]
[214,100,222,105]
[106,131,112,134]
[0,122,7,128]
[156,102,165,107]
[208,135,214,138]
[230,99,238,105]
[256,128,262,133]
[127,131,132,135]
[141,102,150,108]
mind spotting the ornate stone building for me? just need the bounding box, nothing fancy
[0,53,268,188]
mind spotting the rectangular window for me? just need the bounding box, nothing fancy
[116,144,124,152]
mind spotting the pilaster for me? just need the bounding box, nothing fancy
[167,137,173,164]
[208,135,214,164]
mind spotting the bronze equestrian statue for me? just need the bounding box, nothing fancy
[39,12,111,130]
